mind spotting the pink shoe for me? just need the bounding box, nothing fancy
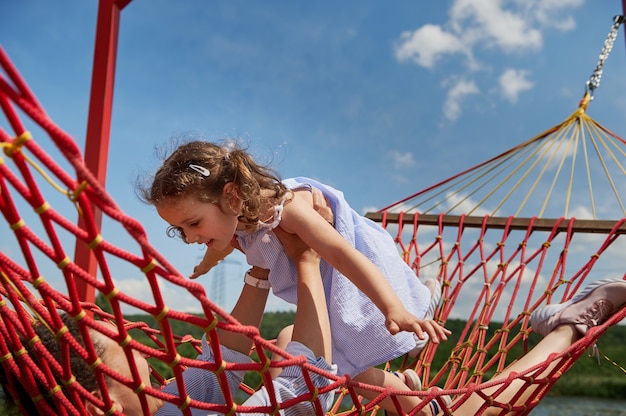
[530,278,626,337]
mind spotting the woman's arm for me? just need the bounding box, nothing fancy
[217,266,270,355]
[274,227,331,362]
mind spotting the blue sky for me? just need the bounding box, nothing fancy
[2,0,626,314]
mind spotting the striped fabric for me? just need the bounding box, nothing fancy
[235,177,430,376]
[156,338,336,415]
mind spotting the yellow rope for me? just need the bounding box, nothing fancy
[88,357,103,372]
[2,131,32,157]
[120,334,132,348]
[537,120,577,217]
[0,272,55,334]
[105,288,119,301]
[179,396,192,411]
[54,326,69,342]
[595,347,626,375]
[168,353,182,369]
[141,259,157,273]
[56,256,71,270]
[104,406,118,416]
[155,306,170,321]
[406,89,626,220]
[88,235,103,249]
[583,115,626,215]
[204,315,219,332]
[61,375,76,386]
[133,382,147,394]
[580,113,596,218]
[224,403,237,416]
[0,134,84,214]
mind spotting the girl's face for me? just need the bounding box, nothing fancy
[156,191,240,251]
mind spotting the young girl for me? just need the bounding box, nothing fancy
[142,139,450,410]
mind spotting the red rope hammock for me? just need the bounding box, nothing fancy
[2,38,626,415]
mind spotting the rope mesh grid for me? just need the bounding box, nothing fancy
[0,46,339,415]
[1,39,626,416]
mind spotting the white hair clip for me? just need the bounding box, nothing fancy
[189,164,211,177]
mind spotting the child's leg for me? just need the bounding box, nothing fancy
[353,367,432,416]
[270,324,294,379]
[352,279,446,414]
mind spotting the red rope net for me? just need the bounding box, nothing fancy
[1,44,625,415]
[0,45,341,415]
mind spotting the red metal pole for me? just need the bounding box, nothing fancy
[73,0,131,305]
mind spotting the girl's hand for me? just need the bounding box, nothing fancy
[190,260,212,279]
[189,239,237,279]
[385,307,451,343]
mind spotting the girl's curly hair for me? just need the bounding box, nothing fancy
[139,139,288,242]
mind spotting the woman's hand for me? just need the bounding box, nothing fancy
[274,227,320,266]
[311,187,334,225]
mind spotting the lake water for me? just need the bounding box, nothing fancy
[531,396,626,415]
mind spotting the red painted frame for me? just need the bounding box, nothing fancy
[73,0,132,305]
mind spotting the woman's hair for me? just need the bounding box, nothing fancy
[139,139,288,241]
[0,314,103,415]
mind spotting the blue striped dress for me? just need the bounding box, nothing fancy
[235,177,430,377]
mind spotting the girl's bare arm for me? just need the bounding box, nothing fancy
[190,241,236,279]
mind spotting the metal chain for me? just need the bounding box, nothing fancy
[586,15,624,98]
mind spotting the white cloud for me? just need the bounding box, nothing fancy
[387,150,416,169]
[394,24,465,69]
[568,204,594,220]
[450,0,543,52]
[499,68,534,103]
[361,205,379,215]
[394,0,584,122]
[442,79,480,121]
[519,0,583,31]
[113,277,203,313]
[443,191,492,216]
